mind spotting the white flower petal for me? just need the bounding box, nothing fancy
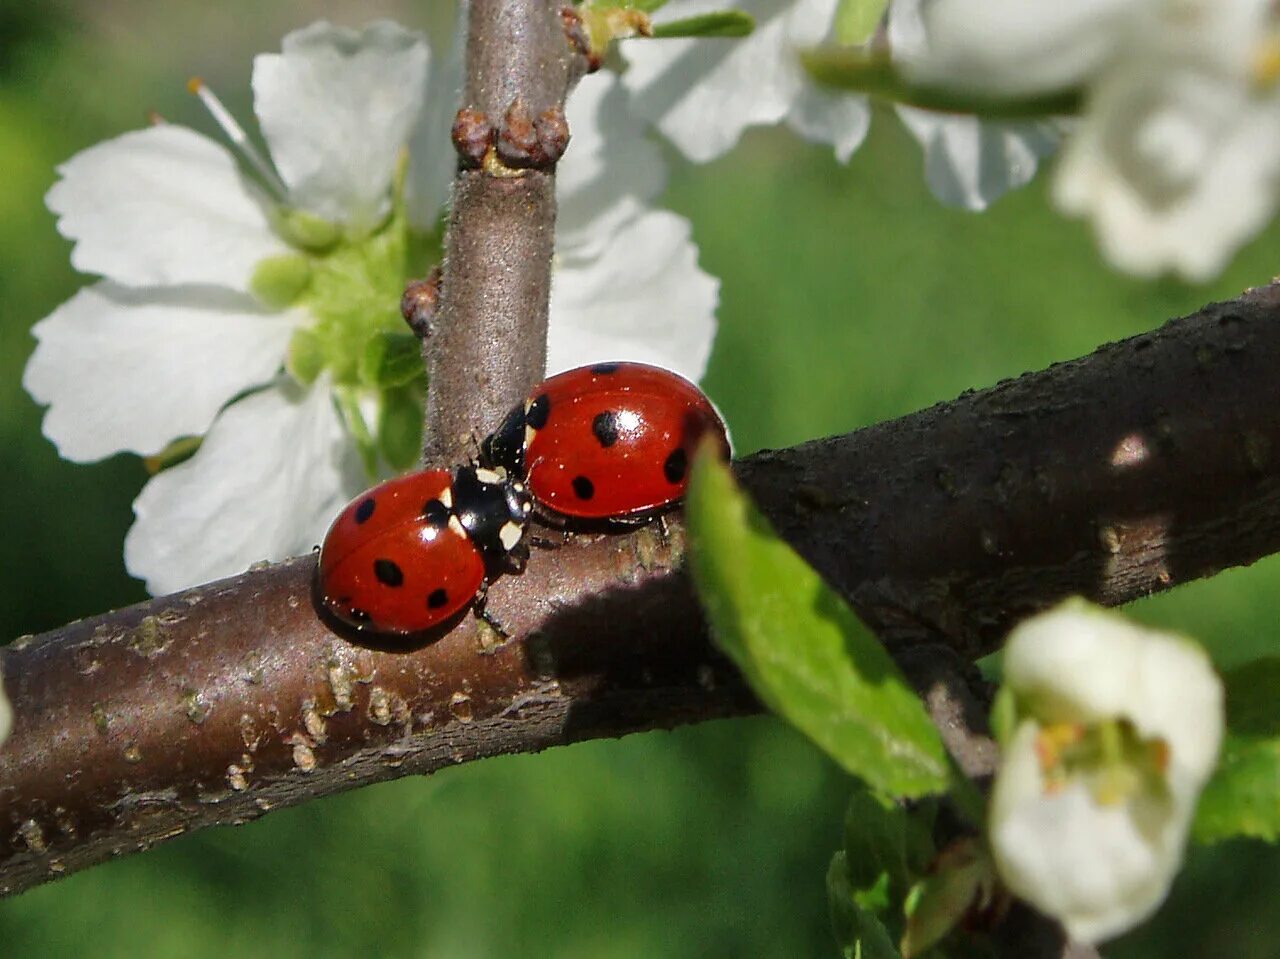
[1053,65,1280,281]
[785,86,871,163]
[910,0,1151,94]
[125,379,365,595]
[896,108,1057,209]
[23,282,297,462]
[621,0,838,162]
[253,21,430,233]
[548,210,718,381]
[46,125,287,291]
[557,72,667,256]
[406,21,463,231]
[991,722,1191,945]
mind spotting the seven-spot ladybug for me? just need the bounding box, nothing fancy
[317,464,531,635]
[480,362,730,520]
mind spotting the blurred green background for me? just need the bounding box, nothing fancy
[3,2,1279,955]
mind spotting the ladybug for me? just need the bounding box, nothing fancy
[480,361,730,520]
[317,464,531,635]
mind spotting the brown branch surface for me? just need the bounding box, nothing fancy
[4,285,1280,896]
[422,0,582,465]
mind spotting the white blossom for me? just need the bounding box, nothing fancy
[989,600,1223,945]
[620,0,1053,208]
[25,22,718,596]
[889,0,1057,210]
[913,0,1280,278]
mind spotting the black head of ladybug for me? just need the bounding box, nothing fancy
[480,402,527,476]
[451,463,531,566]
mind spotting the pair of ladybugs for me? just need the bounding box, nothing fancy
[317,362,729,636]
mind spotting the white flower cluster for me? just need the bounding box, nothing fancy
[990,601,1223,944]
[620,0,1058,210]
[911,0,1280,279]
[25,21,718,595]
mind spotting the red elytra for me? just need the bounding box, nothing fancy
[481,362,730,520]
[317,469,486,635]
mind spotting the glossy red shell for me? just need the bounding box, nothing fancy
[521,362,730,519]
[318,469,484,635]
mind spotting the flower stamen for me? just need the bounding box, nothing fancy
[188,77,289,200]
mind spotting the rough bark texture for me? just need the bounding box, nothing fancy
[421,0,580,466]
[4,284,1280,898]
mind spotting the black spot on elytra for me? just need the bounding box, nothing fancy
[526,393,550,430]
[427,588,449,609]
[591,363,620,375]
[572,475,595,501]
[422,498,449,527]
[374,558,404,587]
[592,411,620,448]
[664,448,688,484]
[354,497,376,524]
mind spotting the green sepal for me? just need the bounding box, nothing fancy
[900,838,996,959]
[801,47,1084,119]
[834,0,889,44]
[989,685,1018,748]
[828,853,903,959]
[286,327,325,387]
[685,447,950,799]
[585,0,667,12]
[360,331,424,389]
[377,383,425,473]
[651,10,754,38]
[250,253,312,309]
[142,435,203,474]
[273,207,342,251]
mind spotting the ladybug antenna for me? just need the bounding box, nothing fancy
[187,77,289,201]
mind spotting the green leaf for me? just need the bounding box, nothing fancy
[841,784,936,898]
[686,449,950,798]
[1223,657,1280,736]
[900,839,996,959]
[360,331,424,389]
[834,0,889,45]
[801,47,1084,119]
[829,853,903,959]
[1193,734,1280,844]
[651,10,754,38]
[378,384,425,473]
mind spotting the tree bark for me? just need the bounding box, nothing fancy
[4,283,1279,897]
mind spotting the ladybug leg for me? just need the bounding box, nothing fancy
[528,529,569,551]
[655,512,671,547]
[472,580,512,639]
[505,541,531,573]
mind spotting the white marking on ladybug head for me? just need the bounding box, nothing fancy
[474,467,503,486]
[448,515,466,537]
[499,521,524,551]
[439,487,453,508]
[524,424,537,446]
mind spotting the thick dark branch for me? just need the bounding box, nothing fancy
[421,0,581,465]
[4,285,1280,895]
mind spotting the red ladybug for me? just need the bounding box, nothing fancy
[480,362,730,520]
[317,464,531,635]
